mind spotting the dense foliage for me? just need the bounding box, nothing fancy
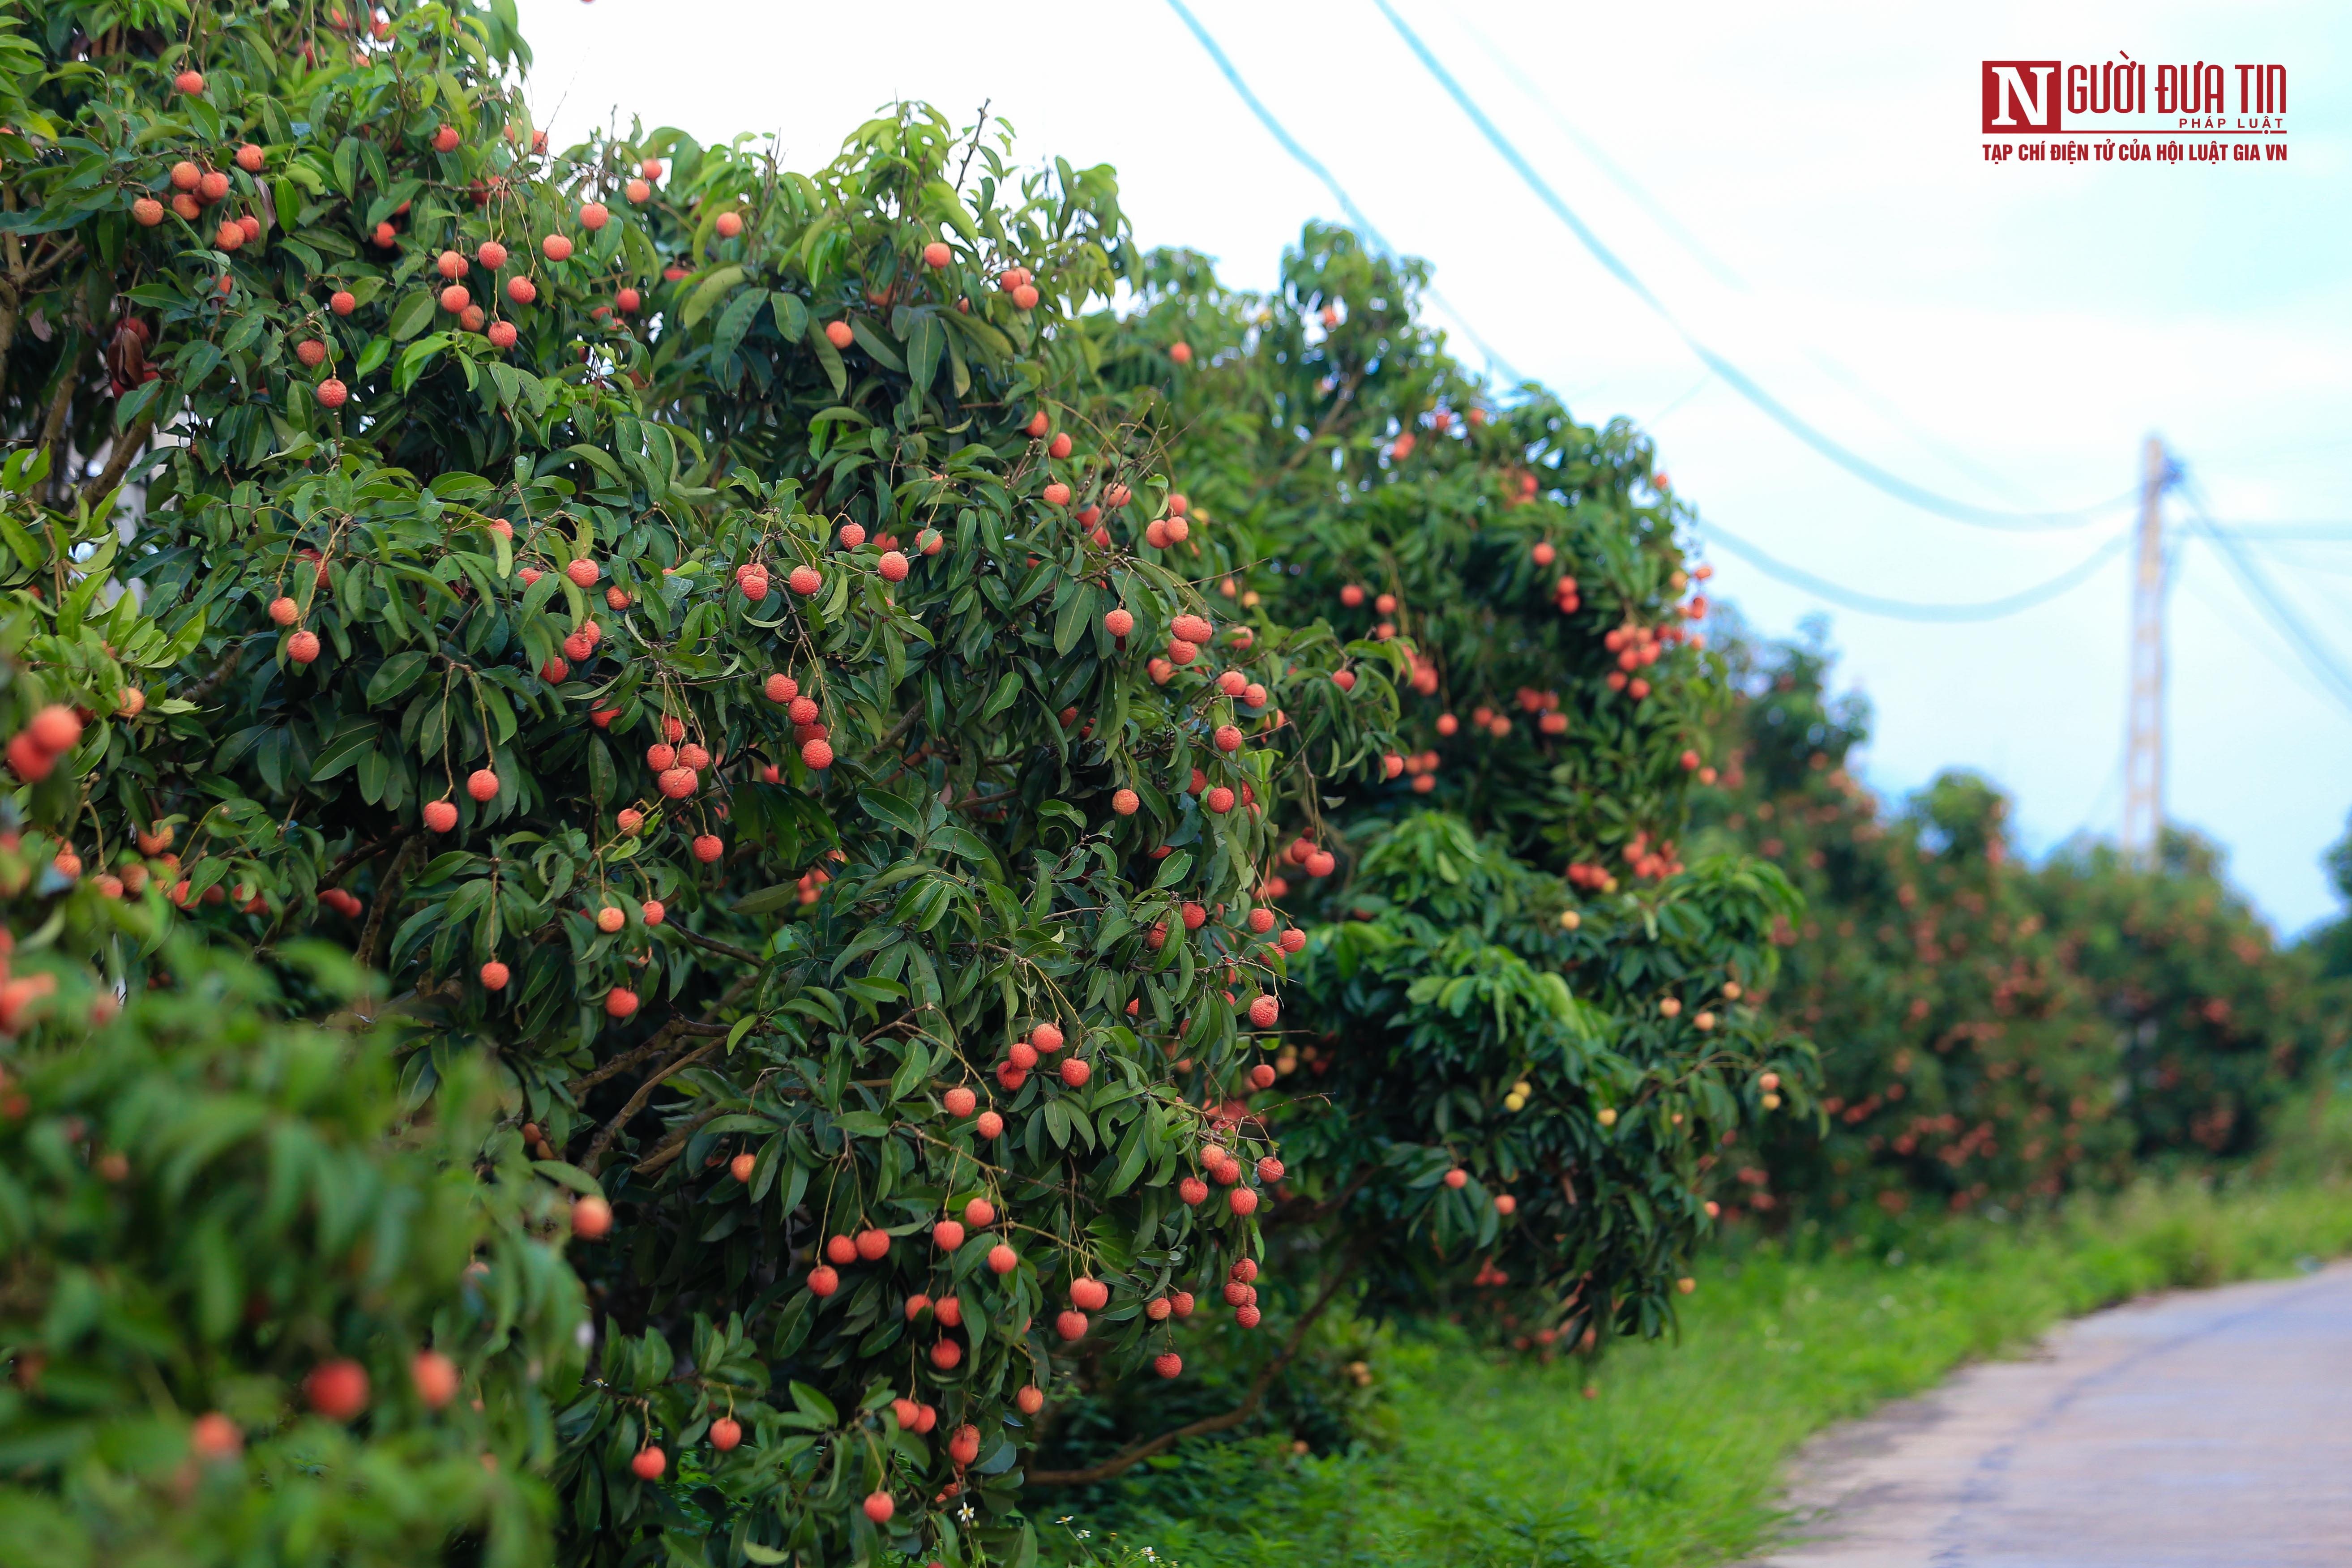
[0,0,1817,1559]
[2034,832,2339,1162]
[1695,620,2332,1224]
[0,457,583,1568]
[19,0,2308,1558]
[1025,232,1812,1491]
[0,4,1394,1562]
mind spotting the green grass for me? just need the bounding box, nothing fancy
[1061,1173,2352,1568]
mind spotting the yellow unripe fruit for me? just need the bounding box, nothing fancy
[1503,1093,1526,1113]
[1558,909,1580,931]
[1761,1092,1782,1110]
[1597,1107,1618,1127]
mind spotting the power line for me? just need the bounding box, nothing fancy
[2202,521,2352,541]
[1369,0,2138,533]
[1450,14,2048,513]
[2230,543,2352,579]
[1450,15,1749,294]
[2177,482,2352,718]
[1690,518,2132,622]
[1172,0,2350,692]
[1642,371,1713,431]
[1160,0,1524,386]
[2174,537,2352,720]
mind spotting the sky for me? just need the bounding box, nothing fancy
[511,0,2352,934]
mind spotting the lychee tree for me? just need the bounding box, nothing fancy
[1688,632,2131,1221]
[1024,228,1813,1486]
[0,5,1391,1564]
[2031,830,2331,1165]
[1687,621,2324,1223]
[0,459,585,1568]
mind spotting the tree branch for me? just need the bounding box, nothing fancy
[1263,1162,1379,1233]
[35,346,79,504]
[566,1020,688,1098]
[873,705,922,753]
[320,836,398,891]
[952,786,1018,814]
[1027,1245,1362,1485]
[952,98,992,192]
[581,1039,721,1176]
[629,1103,730,1176]
[672,923,763,967]
[355,833,423,974]
[81,409,158,510]
[567,970,760,1160]
[0,189,19,395]
[20,236,82,291]
[1271,369,1364,479]
[184,643,244,704]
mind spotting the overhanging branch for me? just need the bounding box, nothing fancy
[1027,1244,1361,1485]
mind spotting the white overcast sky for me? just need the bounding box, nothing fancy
[515,0,2352,932]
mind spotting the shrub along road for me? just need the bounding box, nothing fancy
[1756,1262,2352,1568]
[1071,1180,2352,1567]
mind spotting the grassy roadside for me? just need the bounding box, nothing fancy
[1058,1172,2352,1568]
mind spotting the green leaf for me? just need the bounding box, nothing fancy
[683,264,747,327]
[587,736,614,804]
[857,790,925,840]
[769,291,808,342]
[887,1044,928,1102]
[529,1161,604,1196]
[904,314,942,395]
[175,341,222,390]
[565,444,627,488]
[788,1382,838,1426]
[1052,584,1093,656]
[310,719,378,782]
[388,291,436,342]
[847,319,905,373]
[1106,1112,1151,1195]
[365,650,430,705]
[711,287,763,365]
[979,671,1022,723]
[733,883,803,915]
[805,318,847,397]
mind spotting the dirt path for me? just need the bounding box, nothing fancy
[1748,1262,2352,1567]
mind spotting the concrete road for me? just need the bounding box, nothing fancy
[1750,1263,2352,1568]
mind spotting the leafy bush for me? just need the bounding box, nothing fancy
[0,465,581,1567]
[1024,231,1810,1491]
[0,6,1394,1560]
[1695,618,2329,1222]
[0,2,1832,1559]
[2033,830,2341,1161]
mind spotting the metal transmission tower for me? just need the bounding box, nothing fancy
[2122,436,2172,863]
